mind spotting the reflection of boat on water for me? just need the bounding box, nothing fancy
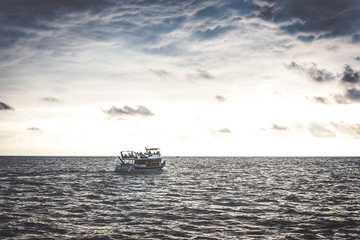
[115,147,165,173]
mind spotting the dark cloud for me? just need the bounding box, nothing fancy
[28,127,41,131]
[219,128,231,133]
[215,95,226,103]
[195,26,235,41]
[0,29,37,49]
[0,0,188,59]
[288,62,360,104]
[0,0,110,49]
[312,96,331,105]
[286,61,336,82]
[304,64,336,82]
[193,5,222,20]
[267,0,360,40]
[341,65,360,84]
[1,0,109,26]
[41,96,59,102]
[297,35,315,43]
[286,61,301,70]
[1,0,358,65]
[0,101,14,111]
[352,34,360,43]
[332,65,360,104]
[355,57,360,62]
[193,1,258,21]
[272,124,288,131]
[345,88,360,101]
[102,105,154,120]
[225,0,260,15]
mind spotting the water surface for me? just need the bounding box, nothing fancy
[0,156,359,239]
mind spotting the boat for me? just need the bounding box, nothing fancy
[115,147,166,173]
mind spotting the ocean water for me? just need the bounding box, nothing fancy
[0,156,359,240]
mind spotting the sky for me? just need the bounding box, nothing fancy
[1,0,360,156]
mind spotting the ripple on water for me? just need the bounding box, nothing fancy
[0,156,360,239]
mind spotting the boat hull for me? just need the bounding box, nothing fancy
[115,161,165,173]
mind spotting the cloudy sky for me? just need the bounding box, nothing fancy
[1,0,360,156]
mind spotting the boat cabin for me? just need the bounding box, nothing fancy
[116,147,164,172]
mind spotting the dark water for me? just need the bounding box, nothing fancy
[0,156,359,240]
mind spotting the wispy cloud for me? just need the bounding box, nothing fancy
[41,96,59,102]
[215,95,226,103]
[149,69,172,80]
[266,0,360,41]
[297,35,315,43]
[311,96,331,105]
[308,122,336,138]
[102,105,154,120]
[0,101,14,111]
[331,121,360,138]
[309,121,360,139]
[272,124,288,131]
[286,61,335,82]
[219,128,232,133]
[187,69,215,82]
[27,127,41,131]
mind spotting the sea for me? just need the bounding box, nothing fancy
[0,156,359,240]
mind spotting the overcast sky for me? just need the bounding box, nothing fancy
[1,0,360,156]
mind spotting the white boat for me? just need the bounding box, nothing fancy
[115,147,165,173]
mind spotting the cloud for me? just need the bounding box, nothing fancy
[193,5,222,20]
[219,128,232,133]
[187,69,215,81]
[345,88,360,101]
[334,93,352,104]
[0,101,14,111]
[332,65,360,104]
[28,127,41,131]
[288,63,360,104]
[308,122,336,138]
[1,0,359,56]
[352,34,360,43]
[331,121,360,138]
[215,95,226,103]
[297,35,315,43]
[102,105,154,120]
[286,61,336,82]
[195,26,235,41]
[267,0,360,40]
[341,65,360,84]
[0,0,110,49]
[41,96,59,102]
[149,69,172,80]
[1,0,358,69]
[312,96,331,105]
[308,121,360,138]
[272,124,288,131]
